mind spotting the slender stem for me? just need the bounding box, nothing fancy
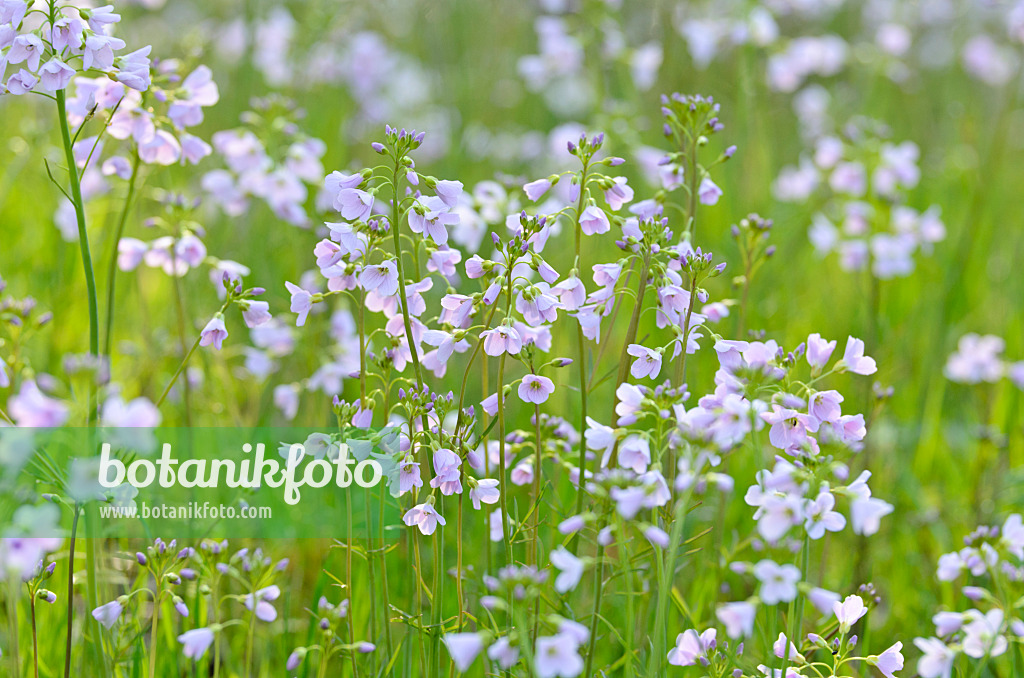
[617,517,635,678]
[572,159,591,523]
[55,89,100,416]
[63,504,80,678]
[584,538,606,678]
[389,165,426,391]
[647,492,691,677]
[530,402,543,567]
[103,149,142,358]
[780,534,811,677]
[672,270,698,386]
[155,334,202,408]
[148,586,161,678]
[171,269,194,426]
[607,255,651,468]
[31,597,39,678]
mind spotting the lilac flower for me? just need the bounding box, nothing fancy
[92,599,124,629]
[603,177,634,210]
[773,632,803,662]
[403,503,445,535]
[753,559,800,605]
[334,188,374,221]
[243,585,281,622]
[398,459,422,495]
[177,627,216,660]
[359,260,399,297]
[482,325,523,356]
[579,205,610,235]
[550,547,584,593]
[524,178,552,201]
[434,179,463,207]
[518,374,555,404]
[618,434,651,473]
[869,642,904,678]
[430,448,462,496]
[840,336,877,375]
[716,601,757,639]
[38,58,75,92]
[5,69,37,95]
[469,478,499,509]
[806,333,836,369]
[285,281,313,326]
[913,637,955,678]
[850,496,893,536]
[804,491,846,539]
[668,628,716,666]
[833,595,867,633]
[7,34,43,72]
[83,34,126,71]
[115,46,152,92]
[535,632,584,678]
[199,315,229,350]
[242,301,272,328]
[698,176,722,205]
[488,637,520,669]
[961,609,1007,658]
[9,380,69,427]
[627,344,662,379]
[443,633,484,672]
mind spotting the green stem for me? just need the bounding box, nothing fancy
[646,492,691,677]
[780,534,811,677]
[103,149,142,358]
[55,88,100,415]
[573,160,591,523]
[148,586,161,678]
[63,504,79,678]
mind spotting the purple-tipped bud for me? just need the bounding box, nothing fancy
[724,145,737,158]
[371,142,385,153]
[251,287,265,296]
[607,156,625,166]
[136,552,147,566]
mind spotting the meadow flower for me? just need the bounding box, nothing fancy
[913,637,955,678]
[444,633,484,672]
[285,281,313,326]
[519,374,554,404]
[38,57,75,92]
[7,34,42,72]
[698,176,722,205]
[717,601,757,639]
[482,325,523,356]
[242,300,272,328]
[9,380,69,427]
[773,633,804,661]
[850,496,893,536]
[618,434,651,473]
[627,344,662,379]
[804,491,846,539]
[550,547,584,593]
[114,47,153,91]
[243,585,282,622]
[603,177,634,210]
[403,503,445,535]
[92,599,125,629]
[753,559,800,604]
[579,205,610,235]
[359,260,399,297]
[839,337,877,375]
[535,632,584,678]
[199,315,229,350]
[668,628,716,666]
[177,627,216,660]
[961,609,1007,658]
[833,595,867,633]
[334,188,374,221]
[469,478,499,509]
[868,642,904,678]
[488,637,519,669]
[524,178,552,201]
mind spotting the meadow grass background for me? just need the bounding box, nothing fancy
[1,0,1023,674]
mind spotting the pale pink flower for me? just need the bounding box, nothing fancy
[518,374,554,404]
[403,503,445,535]
[199,315,228,350]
